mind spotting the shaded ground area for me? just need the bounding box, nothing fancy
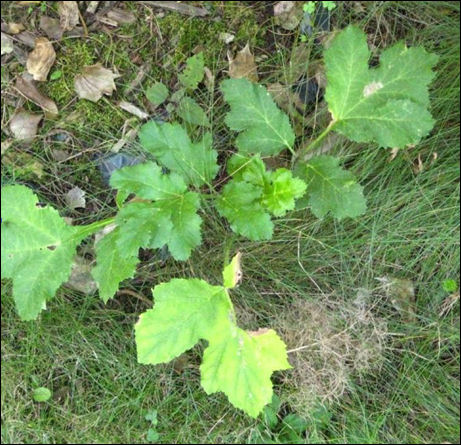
[1,1,460,443]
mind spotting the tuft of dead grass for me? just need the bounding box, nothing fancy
[274,288,388,416]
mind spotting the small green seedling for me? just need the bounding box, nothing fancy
[33,387,52,403]
[145,409,159,443]
[442,279,458,293]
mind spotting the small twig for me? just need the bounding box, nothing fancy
[77,5,89,37]
[116,288,153,306]
[139,1,209,17]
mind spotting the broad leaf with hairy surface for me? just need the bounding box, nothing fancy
[139,122,218,187]
[177,97,211,127]
[295,156,366,219]
[1,185,85,320]
[325,25,438,147]
[110,162,202,261]
[136,278,233,364]
[221,78,295,156]
[92,226,140,303]
[135,258,290,417]
[201,327,291,418]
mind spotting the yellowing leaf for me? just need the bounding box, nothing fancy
[223,252,242,289]
[201,327,291,418]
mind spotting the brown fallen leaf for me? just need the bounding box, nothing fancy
[9,110,42,141]
[228,43,258,82]
[13,30,36,48]
[58,1,80,31]
[26,37,56,81]
[74,64,118,102]
[39,16,64,40]
[274,1,303,31]
[14,74,59,117]
[118,101,149,120]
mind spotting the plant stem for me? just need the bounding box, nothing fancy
[72,217,116,240]
[293,120,337,165]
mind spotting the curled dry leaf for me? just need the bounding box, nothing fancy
[15,74,59,117]
[58,1,80,31]
[118,101,149,119]
[39,16,64,40]
[9,110,43,141]
[3,22,25,34]
[1,32,14,55]
[228,43,258,82]
[26,37,56,81]
[74,64,118,102]
[65,186,86,210]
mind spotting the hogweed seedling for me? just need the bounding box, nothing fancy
[1,26,438,417]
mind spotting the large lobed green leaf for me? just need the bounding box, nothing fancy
[91,162,204,303]
[91,226,140,304]
[136,279,232,364]
[139,122,218,187]
[295,155,367,219]
[1,185,85,320]
[325,25,438,148]
[135,255,291,417]
[201,327,291,418]
[221,78,296,156]
[110,161,203,262]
